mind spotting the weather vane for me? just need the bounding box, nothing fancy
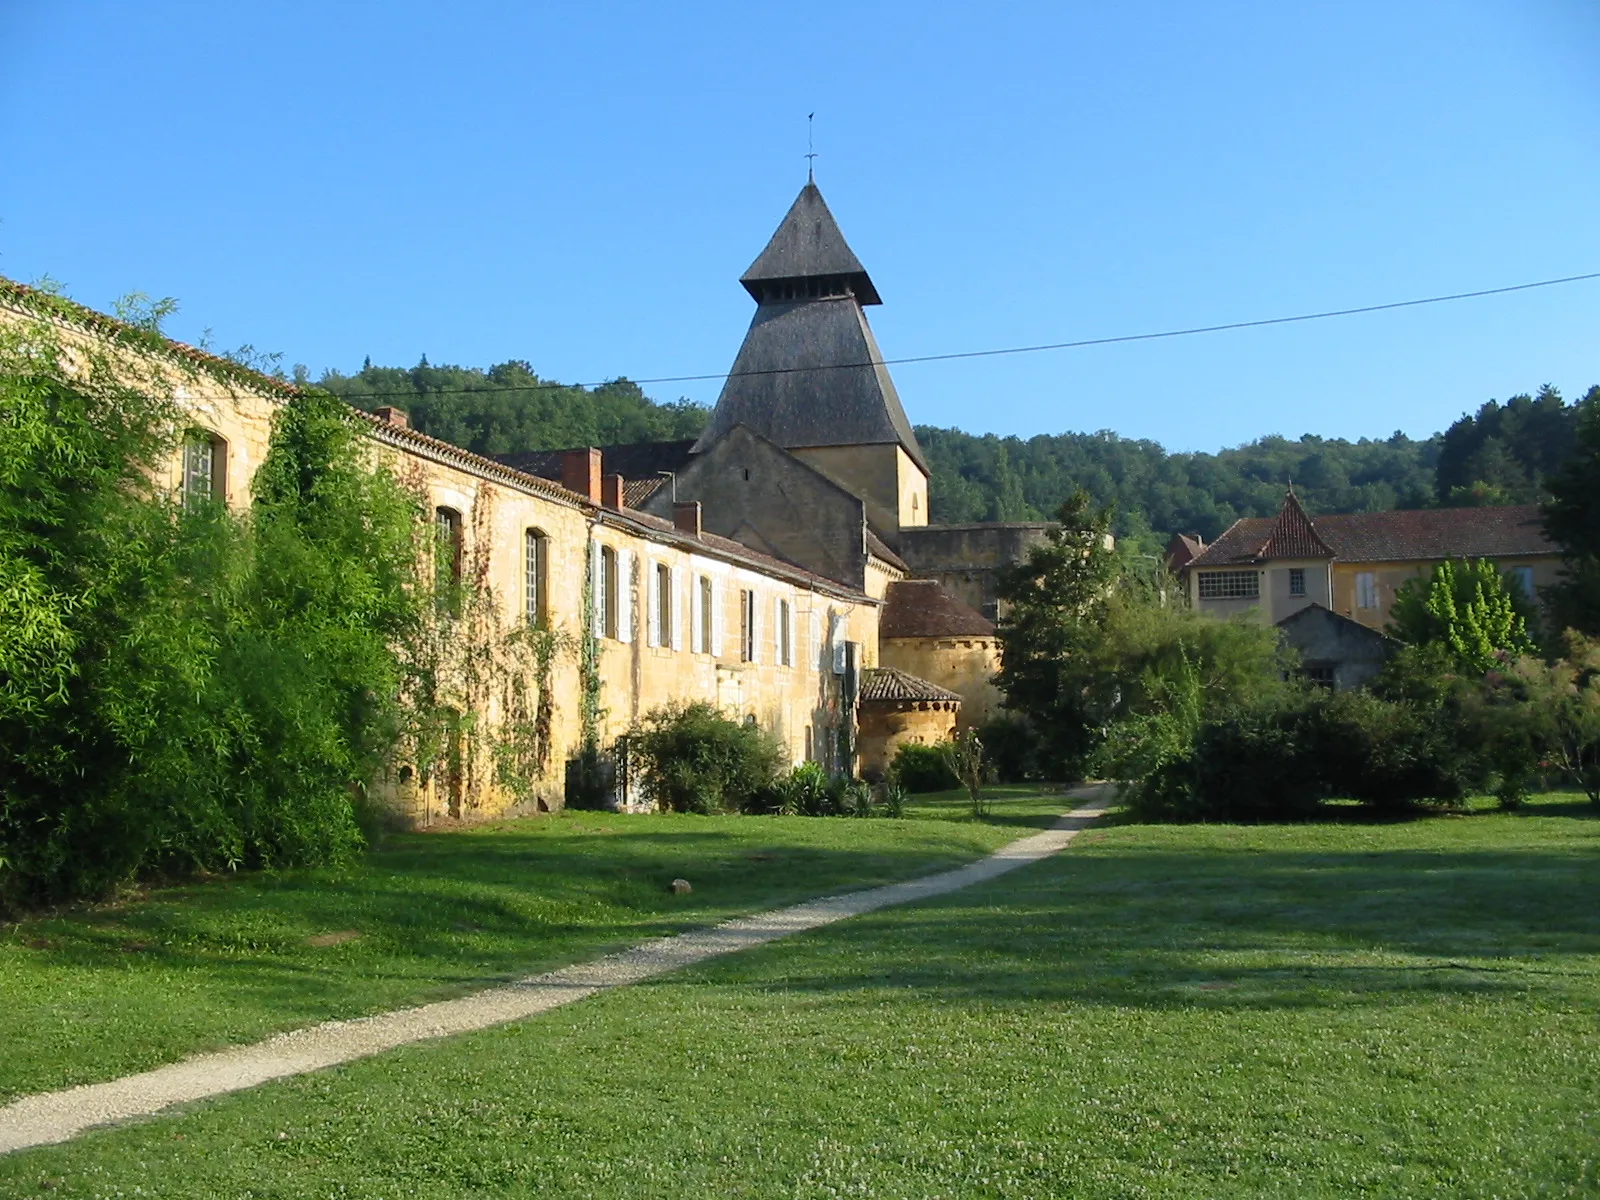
[806,112,817,182]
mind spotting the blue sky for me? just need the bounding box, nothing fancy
[1,1,1596,452]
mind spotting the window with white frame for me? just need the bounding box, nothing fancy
[697,576,713,654]
[524,529,547,627]
[1288,567,1306,597]
[182,431,225,508]
[1355,571,1378,609]
[1198,570,1259,600]
[651,561,672,647]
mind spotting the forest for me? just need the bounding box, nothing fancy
[319,361,1596,547]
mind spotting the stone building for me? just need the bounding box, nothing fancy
[0,180,1041,819]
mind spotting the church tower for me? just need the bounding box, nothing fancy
[695,182,929,541]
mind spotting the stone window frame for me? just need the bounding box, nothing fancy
[182,429,226,508]
[524,528,548,628]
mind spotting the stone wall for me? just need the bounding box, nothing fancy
[878,636,1002,729]
[856,700,958,779]
[898,523,1054,620]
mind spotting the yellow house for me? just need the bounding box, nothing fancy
[1187,489,1560,633]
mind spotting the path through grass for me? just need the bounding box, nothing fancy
[0,786,1063,1103]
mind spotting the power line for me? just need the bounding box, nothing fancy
[337,269,1600,401]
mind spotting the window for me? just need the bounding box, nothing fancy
[434,508,462,606]
[1356,572,1378,610]
[699,576,714,655]
[182,431,225,507]
[1288,568,1306,597]
[524,529,548,627]
[804,725,814,763]
[1513,566,1535,599]
[739,589,756,663]
[600,545,619,639]
[1198,570,1259,600]
[1304,665,1336,689]
[652,562,673,647]
[778,598,793,667]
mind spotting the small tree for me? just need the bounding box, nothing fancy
[994,490,1120,776]
[1388,558,1537,672]
[944,728,988,817]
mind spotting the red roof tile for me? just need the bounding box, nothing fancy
[858,667,962,704]
[880,580,995,639]
[1191,503,1555,567]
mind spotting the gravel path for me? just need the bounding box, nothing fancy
[0,786,1114,1155]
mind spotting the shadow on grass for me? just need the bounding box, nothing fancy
[695,840,1600,1013]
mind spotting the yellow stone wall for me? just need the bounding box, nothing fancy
[856,702,958,778]
[792,443,928,535]
[878,636,1002,729]
[1329,557,1559,631]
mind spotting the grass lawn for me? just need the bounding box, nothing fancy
[3,793,1596,1197]
[0,785,1067,1104]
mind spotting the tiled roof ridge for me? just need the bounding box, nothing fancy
[858,666,963,704]
[1255,489,1334,560]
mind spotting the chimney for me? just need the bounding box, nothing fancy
[602,473,626,509]
[373,406,408,428]
[673,501,702,538]
[562,447,603,504]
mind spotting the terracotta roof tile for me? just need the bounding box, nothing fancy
[858,667,962,705]
[1190,504,1555,567]
[880,580,995,639]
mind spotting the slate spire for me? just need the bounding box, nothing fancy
[739,182,881,305]
[696,182,925,471]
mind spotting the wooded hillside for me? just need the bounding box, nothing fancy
[319,361,1595,545]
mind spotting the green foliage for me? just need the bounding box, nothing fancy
[630,702,784,814]
[976,715,1042,782]
[1388,558,1538,671]
[890,743,959,793]
[0,323,428,908]
[994,490,1122,775]
[1466,633,1600,809]
[999,496,1289,779]
[1435,384,1578,505]
[919,424,1440,539]
[320,360,707,455]
[1542,386,1600,636]
[110,291,179,334]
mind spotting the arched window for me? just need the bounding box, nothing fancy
[524,529,548,627]
[182,430,226,508]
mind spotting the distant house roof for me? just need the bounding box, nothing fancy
[1276,602,1398,645]
[880,580,995,639]
[1164,533,1205,572]
[858,666,962,705]
[1190,503,1555,567]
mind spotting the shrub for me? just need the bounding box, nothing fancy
[876,774,908,818]
[629,702,783,814]
[978,715,1042,782]
[0,325,425,910]
[891,742,959,793]
[747,762,832,816]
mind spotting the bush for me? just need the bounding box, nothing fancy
[979,715,1042,782]
[0,326,425,910]
[1123,684,1472,824]
[630,702,783,814]
[891,742,959,793]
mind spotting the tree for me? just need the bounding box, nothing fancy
[994,490,1121,775]
[1388,558,1538,672]
[1542,386,1600,636]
